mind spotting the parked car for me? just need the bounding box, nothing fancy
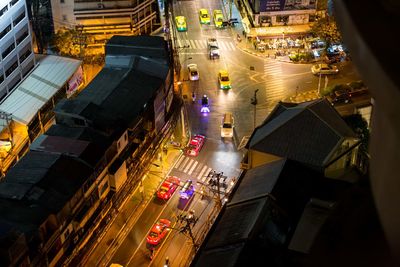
[179,180,194,200]
[146,219,171,245]
[327,89,352,105]
[156,176,180,200]
[311,63,339,75]
[188,64,199,81]
[186,134,205,156]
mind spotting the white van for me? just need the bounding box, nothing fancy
[221,113,234,138]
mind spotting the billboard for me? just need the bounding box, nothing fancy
[67,66,83,98]
[260,0,316,12]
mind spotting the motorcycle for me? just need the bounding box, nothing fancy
[192,92,196,103]
[237,34,242,42]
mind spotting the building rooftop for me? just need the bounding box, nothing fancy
[0,151,92,232]
[248,99,357,170]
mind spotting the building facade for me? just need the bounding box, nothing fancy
[50,0,162,50]
[242,0,318,27]
[0,0,35,101]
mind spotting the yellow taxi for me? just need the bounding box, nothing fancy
[199,9,211,24]
[218,70,231,89]
[213,10,224,28]
[175,16,187,32]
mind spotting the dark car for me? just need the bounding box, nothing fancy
[327,89,352,105]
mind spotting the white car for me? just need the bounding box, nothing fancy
[188,64,199,81]
[311,63,339,75]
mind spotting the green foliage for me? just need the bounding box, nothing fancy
[309,16,342,46]
[343,114,370,152]
[321,83,352,96]
[52,28,81,58]
[348,80,365,90]
[289,51,314,62]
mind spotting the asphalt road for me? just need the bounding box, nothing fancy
[107,0,366,266]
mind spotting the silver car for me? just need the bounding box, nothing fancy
[188,64,199,81]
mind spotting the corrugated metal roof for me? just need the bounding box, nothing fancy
[0,55,81,127]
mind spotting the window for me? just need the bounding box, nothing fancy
[0,6,8,18]
[60,0,65,3]
[0,75,4,84]
[0,24,12,40]
[5,60,18,77]
[2,43,15,59]
[62,15,67,21]
[13,10,25,26]
[19,49,31,63]
[16,29,28,45]
[10,0,19,6]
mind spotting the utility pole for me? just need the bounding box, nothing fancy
[251,89,259,130]
[177,210,199,249]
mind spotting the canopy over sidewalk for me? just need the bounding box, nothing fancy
[248,24,311,38]
[0,55,81,131]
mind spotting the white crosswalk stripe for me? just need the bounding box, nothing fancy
[176,39,236,51]
[174,156,213,181]
[176,156,188,169]
[264,61,286,102]
[200,167,213,183]
[197,165,208,181]
[183,159,195,173]
[188,160,198,175]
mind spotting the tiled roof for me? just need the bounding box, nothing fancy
[249,99,357,168]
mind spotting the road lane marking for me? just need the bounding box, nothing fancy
[188,160,198,175]
[178,157,189,171]
[175,156,185,169]
[184,159,194,173]
[201,167,212,183]
[197,165,208,181]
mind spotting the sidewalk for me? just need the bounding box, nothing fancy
[283,90,321,103]
[82,144,183,266]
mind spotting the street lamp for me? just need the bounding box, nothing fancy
[251,89,259,130]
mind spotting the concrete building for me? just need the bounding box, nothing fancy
[50,0,162,50]
[0,35,178,266]
[191,100,395,267]
[0,0,35,100]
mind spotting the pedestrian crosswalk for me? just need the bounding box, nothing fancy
[264,61,286,103]
[177,39,236,51]
[174,155,213,183]
[173,155,237,196]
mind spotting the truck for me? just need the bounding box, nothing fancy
[207,38,220,59]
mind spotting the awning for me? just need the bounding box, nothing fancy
[0,55,81,131]
[248,24,311,38]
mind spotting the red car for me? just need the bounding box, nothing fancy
[186,135,205,156]
[156,176,180,200]
[146,219,171,245]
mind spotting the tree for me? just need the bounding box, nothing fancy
[51,28,81,58]
[309,16,342,48]
[343,114,370,153]
[27,0,53,54]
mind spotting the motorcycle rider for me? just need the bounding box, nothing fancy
[192,92,196,103]
[201,94,209,106]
